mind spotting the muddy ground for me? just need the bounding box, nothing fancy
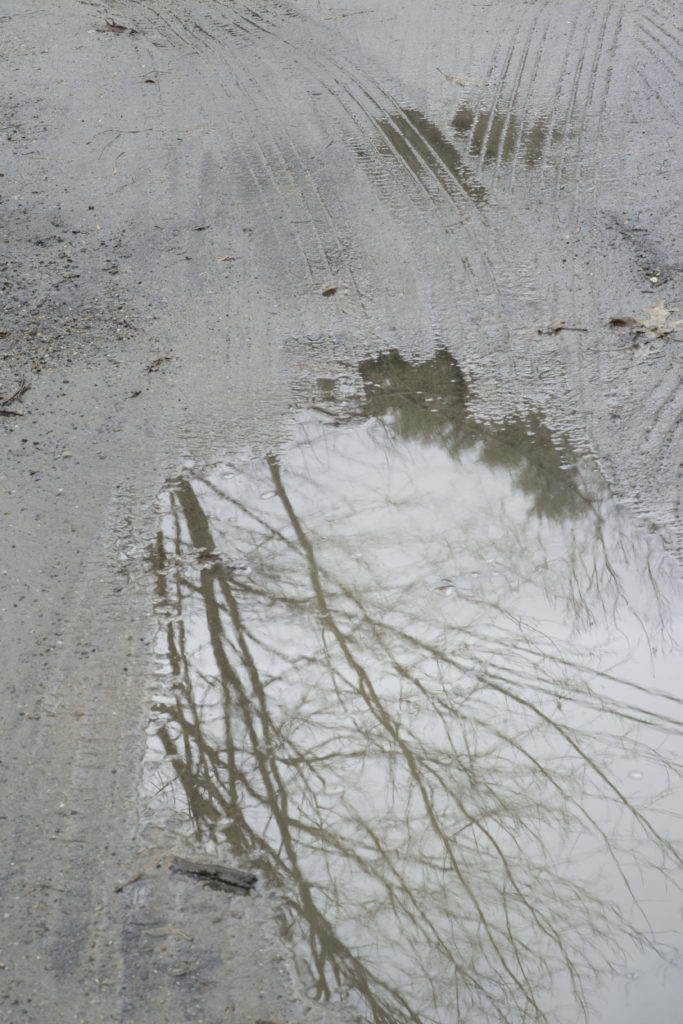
[1,1,682,1022]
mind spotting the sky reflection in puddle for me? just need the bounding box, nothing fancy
[145,351,683,1024]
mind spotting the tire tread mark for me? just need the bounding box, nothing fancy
[200,10,362,294]
[638,374,683,459]
[552,0,600,201]
[226,4,492,302]
[502,16,553,189]
[640,11,683,58]
[569,1,625,206]
[487,7,552,189]
[458,5,522,164]
[472,16,528,177]
[135,2,342,290]
[223,0,502,316]
[188,9,337,287]
[632,62,681,120]
[239,3,491,216]
[638,17,683,79]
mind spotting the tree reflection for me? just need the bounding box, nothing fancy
[356,348,589,522]
[145,354,683,1024]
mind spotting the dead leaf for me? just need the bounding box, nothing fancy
[609,316,644,330]
[145,356,171,373]
[183,123,212,137]
[436,68,487,87]
[322,286,338,297]
[609,300,683,339]
[641,299,683,337]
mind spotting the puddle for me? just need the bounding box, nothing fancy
[452,106,565,167]
[144,350,683,1023]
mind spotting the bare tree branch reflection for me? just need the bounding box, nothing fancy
[145,358,683,1024]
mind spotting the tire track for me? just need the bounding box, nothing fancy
[493,14,553,190]
[640,3,683,56]
[632,63,681,121]
[233,0,489,216]
[120,0,552,480]
[220,2,650,508]
[106,0,509,433]
[213,0,511,355]
[449,4,571,196]
[151,0,475,321]
[178,10,345,293]
[252,3,580,388]
[638,11,683,81]
[475,1,552,183]
[569,0,625,206]
[454,3,520,166]
[126,0,357,302]
[444,0,625,210]
[637,367,683,476]
[467,6,538,176]
[551,0,614,204]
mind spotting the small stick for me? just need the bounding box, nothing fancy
[537,324,588,335]
[115,851,172,892]
[0,376,30,415]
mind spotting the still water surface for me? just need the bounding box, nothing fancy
[145,351,683,1023]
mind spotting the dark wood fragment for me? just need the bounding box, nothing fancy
[171,856,257,892]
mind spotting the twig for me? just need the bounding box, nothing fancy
[537,324,588,336]
[97,19,135,34]
[115,850,173,892]
[0,376,30,415]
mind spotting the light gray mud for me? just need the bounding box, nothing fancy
[1,1,681,1023]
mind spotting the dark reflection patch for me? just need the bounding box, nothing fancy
[145,350,683,1024]
[452,106,566,167]
[374,108,487,205]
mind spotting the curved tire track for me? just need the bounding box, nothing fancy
[120,0,683,552]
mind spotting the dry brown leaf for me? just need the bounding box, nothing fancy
[436,68,487,87]
[609,316,644,330]
[609,300,683,339]
[641,299,683,337]
[183,123,212,137]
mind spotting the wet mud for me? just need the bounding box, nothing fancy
[1,1,682,1022]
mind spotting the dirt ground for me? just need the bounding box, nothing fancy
[1,1,681,1022]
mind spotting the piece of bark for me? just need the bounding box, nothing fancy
[171,856,257,892]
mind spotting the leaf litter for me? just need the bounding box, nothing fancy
[610,299,683,339]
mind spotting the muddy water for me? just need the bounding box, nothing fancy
[145,351,683,1024]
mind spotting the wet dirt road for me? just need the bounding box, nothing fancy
[1,1,682,1022]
